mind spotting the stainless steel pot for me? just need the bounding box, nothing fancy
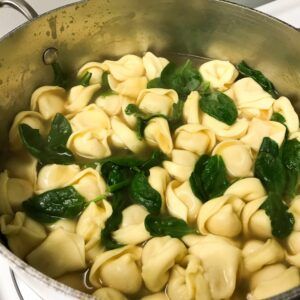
[0,0,299,299]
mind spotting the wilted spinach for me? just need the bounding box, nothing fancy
[199,91,238,125]
[189,155,229,202]
[19,113,74,165]
[281,139,300,199]
[129,172,162,214]
[98,72,115,97]
[237,61,279,98]
[79,71,92,87]
[147,60,202,99]
[271,112,286,125]
[254,137,295,238]
[23,186,85,223]
[144,214,195,238]
[51,62,68,88]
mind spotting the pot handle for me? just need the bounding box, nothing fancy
[0,0,38,20]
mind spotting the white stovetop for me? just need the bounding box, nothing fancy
[0,0,299,300]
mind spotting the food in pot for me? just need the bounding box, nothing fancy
[0,52,299,299]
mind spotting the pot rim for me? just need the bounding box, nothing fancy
[0,0,299,299]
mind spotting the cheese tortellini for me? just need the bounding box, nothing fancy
[2,53,300,300]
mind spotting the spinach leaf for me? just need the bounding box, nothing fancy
[47,113,73,148]
[261,193,295,238]
[79,71,92,87]
[144,214,195,238]
[129,172,162,214]
[189,155,229,202]
[147,77,164,89]
[281,139,300,199]
[237,61,279,98]
[19,113,74,165]
[101,191,128,250]
[98,72,115,97]
[160,60,202,99]
[140,150,167,171]
[254,137,295,238]
[254,137,286,195]
[199,91,238,125]
[271,112,286,124]
[23,186,85,223]
[51,62,68,88]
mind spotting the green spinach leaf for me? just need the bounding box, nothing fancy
[271,112,286,124]
[261,193,295,238]
[129,172,162,214]
[189,155,229,202]
[19,113,74,165]
[160,60,202,99]
[281,139,300,199]
[79,71,92,87]
[23,186,85,223]
[144,214,195,238]
[237,61,279,98]
[98,72,115,97]
[51,62,68,88]
[254,137,295,238]
[147,77,164,89]
[199,91,238,125]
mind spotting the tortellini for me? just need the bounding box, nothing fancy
[0,171,33,214]
[242,239,284,273]
[31,86,66,119]
[9,111,47,151]
[144,117,173,155]
[66,168,107,201]
[199,60,238,91]
[67,128,111,160]
[65,84,100,113]
[89,245,142,294]
[95,93,123,116]
[183,91,201,124]
[212,140,253,177]
[142,236,187,292]
[286,231,300,267]
[197,195,244,237]
[5,152,38,185]
[167,255,211,300]
[202,113,249,141]
[142,52,169,80]
[174,124,216,155]
[76,201,112,243]
[148,167,170,212]
[77,62,103,84]
[224,177,266,202]
[110,116,146,153]
[241,117,286,151]
[273,96,299,133]
[69,104,111,132]
[249,264,300,299]
[166,180,201,224]
[93,288,128,300]
[35,164,81,194]
[0,212,46,259]
[137,88,178,116]
[46,219,76,233]
[225,77,274,120]
[188,235,241,299]
[27,228,86,278]
[112,205,151,245]
[141,293,168,300]
[163,149,198,182]
[242,196,272,239]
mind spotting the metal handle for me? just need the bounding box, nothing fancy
[0,0,38,20]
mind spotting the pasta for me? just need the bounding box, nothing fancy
[1,53,299,299]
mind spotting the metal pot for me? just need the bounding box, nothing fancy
[0,0,299,299]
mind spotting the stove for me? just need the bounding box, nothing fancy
[0,0,299,299]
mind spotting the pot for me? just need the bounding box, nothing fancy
[0,0,299,299]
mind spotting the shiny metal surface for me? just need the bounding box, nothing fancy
[0,0,37,20]
[0,0,299,299]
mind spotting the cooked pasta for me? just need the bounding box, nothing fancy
[0,53,299,300]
